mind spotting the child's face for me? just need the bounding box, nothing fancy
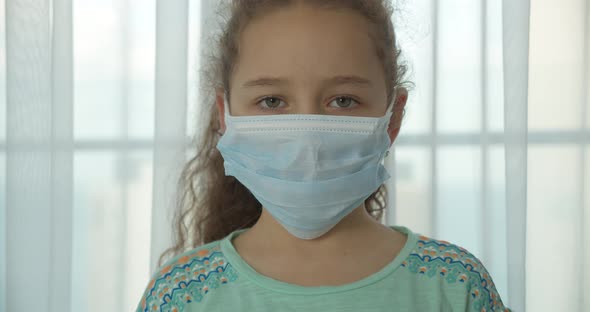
[225,4,394,118]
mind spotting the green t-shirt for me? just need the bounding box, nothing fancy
[136,225,512,311]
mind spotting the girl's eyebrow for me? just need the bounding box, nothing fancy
[241,75,373,88]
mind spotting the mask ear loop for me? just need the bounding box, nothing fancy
[387,86,398,114]
[223,95,231,117]
[383,87,399,158]
[218,95,231,136]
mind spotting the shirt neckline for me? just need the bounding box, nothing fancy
[219,224,419,295]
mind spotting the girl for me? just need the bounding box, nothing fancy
[136,0,512,311]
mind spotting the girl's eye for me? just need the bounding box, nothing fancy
[329,96,360,109]
[257,97,286,110]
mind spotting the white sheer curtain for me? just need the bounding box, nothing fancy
[0,0,588,311]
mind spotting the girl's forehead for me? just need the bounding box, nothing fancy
[233,5,382,84]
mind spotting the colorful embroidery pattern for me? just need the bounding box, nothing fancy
[137,245,238,312]
[401,235,510,312]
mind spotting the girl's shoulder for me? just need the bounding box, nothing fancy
[403,232,486,278]
[401,230,511,311]
[135,239,232,312]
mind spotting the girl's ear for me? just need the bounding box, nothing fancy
[215,89,226,134]
[387,87,408,146]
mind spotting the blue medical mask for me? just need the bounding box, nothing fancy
[216,95,395,240]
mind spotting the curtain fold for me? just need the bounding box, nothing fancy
[6,0,55,311]
[502,0,530,311]
[584,0,590,307]
[0,0,4,307]
[151,0,189,275]
[49,1,74,311]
